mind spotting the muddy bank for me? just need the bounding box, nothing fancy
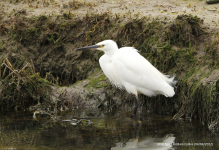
[0,3,219,131]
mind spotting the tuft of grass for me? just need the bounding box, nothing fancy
[0,54,53,112]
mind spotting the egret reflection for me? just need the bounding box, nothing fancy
[111,134,175,150]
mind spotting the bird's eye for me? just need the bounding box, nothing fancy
[100,45,104,48]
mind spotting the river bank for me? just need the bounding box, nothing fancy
[0,0,219,132]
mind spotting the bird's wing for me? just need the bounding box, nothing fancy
[99,54,124,89]
[112,47,174,96]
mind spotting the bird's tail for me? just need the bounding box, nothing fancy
[168,74,177,87]
[161,74,177,97]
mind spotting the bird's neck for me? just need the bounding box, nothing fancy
[104,48,118,56]
[105,51,114,56]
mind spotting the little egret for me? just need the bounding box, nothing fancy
[76,40,176,120]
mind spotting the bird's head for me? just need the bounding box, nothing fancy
[75,40,118,53]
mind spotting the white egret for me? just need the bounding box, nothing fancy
[76,40,176,120]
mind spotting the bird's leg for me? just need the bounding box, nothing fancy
[139,96,143,121]
[131,94,139,118]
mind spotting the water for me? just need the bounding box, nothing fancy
[0,110,218,150]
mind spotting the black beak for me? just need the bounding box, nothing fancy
[75,45,100,50]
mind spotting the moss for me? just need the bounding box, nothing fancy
[60,22,67,30]
[88,74,108,89]
[38,15,47,22]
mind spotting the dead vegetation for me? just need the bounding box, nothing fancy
[0,54,52,111]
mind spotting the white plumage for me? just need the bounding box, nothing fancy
[97,40,176,97]
[76,40,176,119]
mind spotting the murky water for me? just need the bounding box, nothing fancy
[0,110,218,150]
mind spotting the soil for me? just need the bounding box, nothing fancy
[1,0,219,28]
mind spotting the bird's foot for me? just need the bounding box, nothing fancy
[138,120,142,123]
[130,114,135,119]
[139,112,143,121]
[139,116,143,121]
